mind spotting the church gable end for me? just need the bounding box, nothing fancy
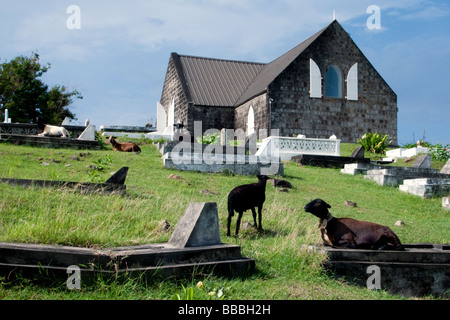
[267,20,397,144]
[160,53,190,130]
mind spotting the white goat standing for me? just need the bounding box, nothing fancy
[38,125,70,138]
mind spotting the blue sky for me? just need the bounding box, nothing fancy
[1,0,449,145]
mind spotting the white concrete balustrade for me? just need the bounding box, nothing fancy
[255,136,341,161]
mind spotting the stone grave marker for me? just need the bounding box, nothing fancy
[350,146,365,159]
[77,124,96,141]
[105,167,129,185]
[440,159,450,175]
[412,154,431,169]
[168,202,221,248]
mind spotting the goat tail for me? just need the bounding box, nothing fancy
[227,198,234,217]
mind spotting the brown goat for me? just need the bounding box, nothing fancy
[304,199,403,250]
[107,136,141,153]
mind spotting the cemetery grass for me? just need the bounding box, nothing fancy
[0,141,449,300]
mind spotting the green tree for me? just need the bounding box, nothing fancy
[0,52,81,125]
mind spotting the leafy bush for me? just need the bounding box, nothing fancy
[196,132,220,145]
[401,140,433,149]
[357,132,391,154]
[428,144,450,162]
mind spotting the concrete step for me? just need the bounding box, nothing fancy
[364,167,446,187]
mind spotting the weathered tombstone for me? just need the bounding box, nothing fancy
[440,159,450,175]
[350,146,365,159]
[412,154,431,169]
[168,202,221,248]
[105,167,129,185]
[78,124,96,141]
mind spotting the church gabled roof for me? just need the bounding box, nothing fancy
[172,20,348,107]
[173,54,265,107]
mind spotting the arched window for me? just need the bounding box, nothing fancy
[325,65,343,98]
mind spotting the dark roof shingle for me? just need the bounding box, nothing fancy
[177,55,265,106]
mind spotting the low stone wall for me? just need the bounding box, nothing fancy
[0,134,100,150]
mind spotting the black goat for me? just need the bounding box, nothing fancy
[227,175,269,236]
[304,199,403,250]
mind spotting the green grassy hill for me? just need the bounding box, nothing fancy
[0,140,448,300]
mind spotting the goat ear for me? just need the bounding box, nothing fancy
[326,203,331,208]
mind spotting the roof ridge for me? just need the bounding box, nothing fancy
[177,53,266,66]
[233,21,334,106]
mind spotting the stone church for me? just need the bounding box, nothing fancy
[158,20,398,144]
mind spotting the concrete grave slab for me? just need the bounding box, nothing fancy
[305,244,450,298]
[0,202,255,280]
[0,167,129,195]
[292,154,370,168]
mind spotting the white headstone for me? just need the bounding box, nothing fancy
[156,101,167,133]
